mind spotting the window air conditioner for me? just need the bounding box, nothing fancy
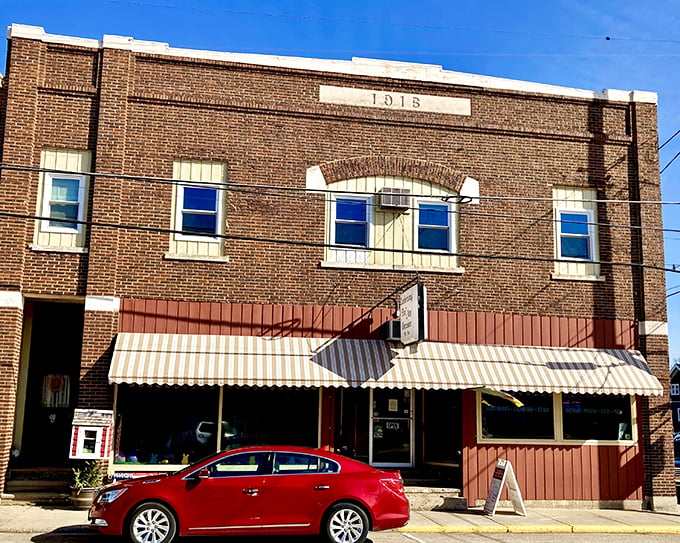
[378,187,410,209]
[382,319,401,342]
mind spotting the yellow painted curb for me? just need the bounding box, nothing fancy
[507,524,572,533]
[634,525,680,534]
[571,525,636,533]
[398,525,508,533]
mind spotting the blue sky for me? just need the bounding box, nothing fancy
[2,0,680,361]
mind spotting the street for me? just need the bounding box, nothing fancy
[4,530,680,543]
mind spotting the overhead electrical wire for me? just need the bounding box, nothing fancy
[2,163,679,239]
[0,209,674,275]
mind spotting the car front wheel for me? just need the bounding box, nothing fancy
[128,501,177,543]
[324,502,369,543]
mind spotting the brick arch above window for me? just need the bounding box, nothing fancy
[306,155,478,201]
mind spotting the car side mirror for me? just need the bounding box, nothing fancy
[197,468,210,479]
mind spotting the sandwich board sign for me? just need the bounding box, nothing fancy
[483,459,526,516]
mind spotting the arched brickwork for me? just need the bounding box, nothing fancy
[318,155,468,192]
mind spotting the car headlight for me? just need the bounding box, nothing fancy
[96,488,128,504]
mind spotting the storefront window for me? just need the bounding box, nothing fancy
[562,394,632,441]
[221,388,318,447]
[115,386,320,466]
[115,385,220,465]
[481,392,554,440]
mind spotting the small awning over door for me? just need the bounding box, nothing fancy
[109,332,663,396]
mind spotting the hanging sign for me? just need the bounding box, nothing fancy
[483,459,526,516]
[400,282,427,345]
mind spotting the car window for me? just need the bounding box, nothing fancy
[273,452,339,475]
[208,452,267,477]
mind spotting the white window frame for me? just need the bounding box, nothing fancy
[330,193,371,249]
[41,172,86,234]
[415,199,456,253]
[672,383,680,396]
[476,391,637,446]
[556,208,596,262]
[174,183,224,243]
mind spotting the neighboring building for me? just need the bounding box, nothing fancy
[670,365,680,436]
[0,24,674,509]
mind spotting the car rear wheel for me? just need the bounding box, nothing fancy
[324,502,369,543]
[128,502,177,543]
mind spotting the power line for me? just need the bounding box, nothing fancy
[661,150,680,175]
[3,163,680,237]
[93,0,680,45]
[0,209,674,275]
[659,128,680,151]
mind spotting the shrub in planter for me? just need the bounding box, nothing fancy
[71,461,103,510]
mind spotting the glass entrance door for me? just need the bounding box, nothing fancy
[369,389,413,467]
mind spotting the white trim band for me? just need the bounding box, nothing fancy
[0,291,23,310]
[85,296,121,313]
[7,24,657,104]
[639,321,668,337]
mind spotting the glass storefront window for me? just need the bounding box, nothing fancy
[221,388,318,448]
[115,385,220,465]
[481,392,554,440]
[562,394,632,441]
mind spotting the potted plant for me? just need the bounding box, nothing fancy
[70,460,103,510]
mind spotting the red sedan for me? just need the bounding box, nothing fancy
[89,445,410,543]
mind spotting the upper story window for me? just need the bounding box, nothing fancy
[552,187,601,280]
[168,160,227,260]
[557,210,595,261]
[323,176,462,272]
[333,196,369,247]
[416,201,453,252]
[42,173,86,233]
[32,149,91,251]
[176,185,221,238]
[671,383,680,396]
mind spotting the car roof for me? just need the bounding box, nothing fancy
[221,445,369,467]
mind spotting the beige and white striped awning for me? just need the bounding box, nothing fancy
[109,333,663,395]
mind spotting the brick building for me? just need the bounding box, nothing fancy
[0,24,675,509]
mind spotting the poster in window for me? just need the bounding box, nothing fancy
[42,374,70,408]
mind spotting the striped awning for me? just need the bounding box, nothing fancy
[109,332,663,396]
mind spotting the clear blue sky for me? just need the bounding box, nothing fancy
[2,0,680,361]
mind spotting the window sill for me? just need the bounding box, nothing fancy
[29,244,88,254]
[320,261,465,274]
[164,253,230,263]
[551,274,605,282]
[478,437,635,447]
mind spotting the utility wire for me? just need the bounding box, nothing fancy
[0,209,674,274]
[659,128,680,151]
[661,150,680,175]
[2,163,678,206]
[3,163,679,236]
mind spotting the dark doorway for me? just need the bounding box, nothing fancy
[18,301,84,467]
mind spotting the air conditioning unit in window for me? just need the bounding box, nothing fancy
[382,319,401,342]
[378,187,410,210]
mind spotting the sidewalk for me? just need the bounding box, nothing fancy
[2,500,680,535]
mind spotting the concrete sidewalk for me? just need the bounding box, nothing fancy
[2,501,680,535]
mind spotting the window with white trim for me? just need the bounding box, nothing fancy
[416,201,454,252]
[552,187,600,279]
[557,209,595,261]
[671,383,680,396]
[478,391,635,444]
[41,173,86,234]
[176,185,222,239]
[332,195,370,247]
[169,160,226,259]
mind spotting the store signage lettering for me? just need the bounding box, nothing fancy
[319,85,471,115]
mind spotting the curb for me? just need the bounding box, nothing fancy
[398,524,680,534]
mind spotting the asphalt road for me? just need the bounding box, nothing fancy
[4,531,680,543]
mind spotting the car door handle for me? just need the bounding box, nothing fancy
[314,485,330,490]
[242,488,259,495]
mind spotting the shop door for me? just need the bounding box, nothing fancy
[369,389,413,467]
[18,301,83,467]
